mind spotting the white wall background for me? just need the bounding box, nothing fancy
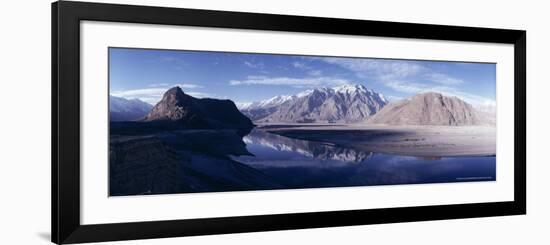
[0,0,547,244]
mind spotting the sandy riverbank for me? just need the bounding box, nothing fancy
[259,124,496,157]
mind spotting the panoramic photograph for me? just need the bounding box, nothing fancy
[108,47,497,196]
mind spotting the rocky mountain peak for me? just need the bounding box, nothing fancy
[166,86,184,95]
[334,84,368,94]
[240,83,388,123]
[143,87,254,130]
[414,92,445,100]
[144,86,193,121]
[368,92,487,126]
[162,86,193,104]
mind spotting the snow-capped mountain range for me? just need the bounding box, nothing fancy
[110,85,495,126]
[239,84,389,123]
[239,95,297,111]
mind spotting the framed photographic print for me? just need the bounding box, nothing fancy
[52,1,526,244]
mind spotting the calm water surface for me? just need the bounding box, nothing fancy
[231,129,496,189]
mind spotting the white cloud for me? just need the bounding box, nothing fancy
[186,92,213,98]
[111,83,209,105]
[111,88,165,105]
[384,80,494,106]
[293,61,322,76]
[173,83,203,89]
[426,73,464,85]
[159,56,189,70]
[386,95,404,102]
[317,57,467,86]
[307,70,323,76]
[147,82,202,89]
[229,75,350,88]
[148,83,170,87]
[318,57,424,79]
[244,61,263,69]
[112,88,167,98]
[384,80,426,94]
[316,57,492,106]
[440,90,496,107]
[292,61,310,69]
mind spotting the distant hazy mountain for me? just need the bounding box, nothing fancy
[143,86,254,130]
[109,95,153,122]
[368,92,489,126]
[473,103,496,125]
[240,84,388,123]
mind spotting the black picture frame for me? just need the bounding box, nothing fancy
[52,1,526,244]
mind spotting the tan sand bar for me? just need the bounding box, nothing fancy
[261,124,496,157]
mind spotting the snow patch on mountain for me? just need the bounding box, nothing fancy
[240,84,388,123]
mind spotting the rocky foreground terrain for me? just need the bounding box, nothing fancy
[109,135,184,195]
[109,130,283,196]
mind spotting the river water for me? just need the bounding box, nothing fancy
[231,129,496,189]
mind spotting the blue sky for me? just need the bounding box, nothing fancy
[109,47,496,107]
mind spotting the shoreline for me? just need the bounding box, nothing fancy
[259,124,496,157]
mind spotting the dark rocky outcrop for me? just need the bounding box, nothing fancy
[143,86,254,130]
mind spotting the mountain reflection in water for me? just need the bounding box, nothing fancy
[109,128,496,196]
[239,129,373,164]
[231,129,496,188]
